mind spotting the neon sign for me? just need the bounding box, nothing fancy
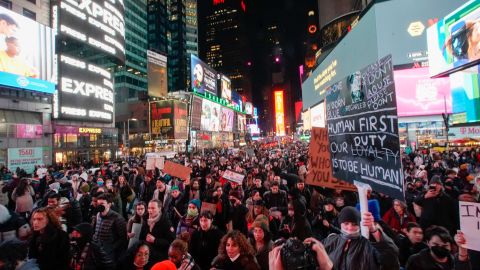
[274,90,286,136]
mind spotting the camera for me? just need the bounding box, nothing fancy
[280,238,319,270]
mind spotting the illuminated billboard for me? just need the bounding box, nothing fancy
[55,54,114,122]
[394,67,452,117]
[450,69,480,124]
[220,74,232,101]
[174,101,188,140]
[220,107,234,132]
[244,102,253,115]
[0,6,56,93]
[57,0,126,61]
[310,102,325,127]
[191,54,217,95]
[150,100,174,139]
[274,90,286,136]
[201,99,221,132]
[147,50,167,97]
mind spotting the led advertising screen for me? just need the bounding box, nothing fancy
[220,107,234,132]
[201,99,221,132]
[147,50,167,97]
[174,101,188,140]
[274,90,286,136]
[428,0,480,77]
[394,67,452,117]
[58,0,125,61]
[0,6,56,93]
[244,102,253,116]
[191,54,217,95]
[150,100,174,139]
[190,95,203,130]
[220,74,232,101]
[450,69,480,124]
[55,54,114,122]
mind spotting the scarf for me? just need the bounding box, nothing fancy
[340,229,361,240]
[147,214,161,232]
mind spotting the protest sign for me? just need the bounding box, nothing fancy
[201,202,217,215]
[146,156,165,170]
[325,55,404,200]
[459,201,480,251]
[306,127,357,192]
[222,170,245,185]
[163,160,192,180]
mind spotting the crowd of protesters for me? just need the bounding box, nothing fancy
[0,141,478,270]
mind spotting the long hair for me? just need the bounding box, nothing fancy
[14,178,30,197]
[217,230,255,259]
[31,207,62,230]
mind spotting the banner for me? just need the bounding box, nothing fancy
[222,170,245,185]
[7,147,43,174]
[150,100,174,139]
[325,55,404,200]
[147,50,168,97]
[174,101,188,140]
[163,160,192,180]
[307,128,357,191]
[459,201,480,251]
[146,157,165,171]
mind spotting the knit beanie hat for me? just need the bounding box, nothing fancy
[151,260,177,270]
[171,186,180,192]
[189,199,201,210]
[338,206,361,225]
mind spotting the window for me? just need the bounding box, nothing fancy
[27,0,36,3]
[0,0,11,8]
[23,8,36,20]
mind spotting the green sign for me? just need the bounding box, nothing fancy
[8,147,43,174]
[193,89,244,114]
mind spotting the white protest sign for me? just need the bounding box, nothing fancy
[459,201,480,251]
[222,170,245,185]
[146,157,165,170]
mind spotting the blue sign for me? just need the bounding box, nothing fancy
[0,72,55,94]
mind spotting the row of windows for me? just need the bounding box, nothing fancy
[0,1,36,20]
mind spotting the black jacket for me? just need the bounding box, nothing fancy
[190,226,225,270]
[92,210,127,261]
[415,192,458,235]
[396,236,428,267]
[70,240,116,270]
[211,254,261,270]
[263,190,288,213]
[139,214,175,261]
[29,225,70,270]
[406,248,472,270]
[322,230,399,270]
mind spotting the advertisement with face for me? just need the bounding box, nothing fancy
[220,107,234,132]
[201,99,220,132]
[450,69,480,124]
[55,54,114,123]
[191,54,217,95]
[220,74,232,101]
[0,6,56,93]
[174,101,188,140]
[428,0,480,76]
[147,50,167,97]
[150,100,174,139]
[394,67,452,117]
[58,0,126,62]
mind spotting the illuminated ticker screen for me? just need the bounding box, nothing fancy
[274,90,286,136]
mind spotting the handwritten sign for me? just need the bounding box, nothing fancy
[201,202,217,215]
[146,156,165,171]
[222,170,245,185]
[459,201,480,251]
[325,55,404,200]
[307,127,357,191]
[163,160,192,180]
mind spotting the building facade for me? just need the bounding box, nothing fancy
[0,0,50,26]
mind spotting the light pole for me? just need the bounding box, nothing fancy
[124,118,137,159]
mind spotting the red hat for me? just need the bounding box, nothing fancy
[151,260,177,270]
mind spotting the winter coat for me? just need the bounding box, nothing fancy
[322,230,399,270]
[176,215,199,237]
[92,210,127,261]
[414,192,458,235]
[211,254,261,270]
[70,240,116,270]
[251,239,273,270]
[139,214,175,262]
[17,259,40,270]
[263,190,288,213]
[382,208,416,234]
[0,205,29,241]
[396,236,428,267]
[12,186,34,213]
[189,226,224,270]
[406,248,472,270]
[29,225,70,270]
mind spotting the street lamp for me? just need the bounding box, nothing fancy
[123,118,138,159]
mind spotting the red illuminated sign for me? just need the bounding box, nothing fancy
[274,90,286,136]
[213,0,224,5]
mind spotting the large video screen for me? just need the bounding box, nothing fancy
[150,100,174,139]
[394,67,452,117]
[450,68,480,124]
[428,0,480,76]
[147,50,167,97]
[58,0,125,62]
[220,74,232,101]
[220,107,234,132]
[191,54,217,95]
[201,99,220,132]
[0,6,56,93]
[55,54,114,123]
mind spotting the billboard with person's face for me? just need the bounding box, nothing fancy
[0,6,56,93]
[201,99,221,132]
[191,54,217,95]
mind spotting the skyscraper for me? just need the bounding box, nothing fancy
[198,0,251,100]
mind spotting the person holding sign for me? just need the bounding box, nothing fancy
[405,226,471,270]
[321,206,399,270]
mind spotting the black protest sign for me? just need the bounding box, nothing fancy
[325,55,404,200]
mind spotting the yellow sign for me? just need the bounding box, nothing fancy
[78,127,102,134]
[407,21,425,37]
[274,90,285,136]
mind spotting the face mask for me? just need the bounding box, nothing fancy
[341,229,361,240]
[187,208,198,217]
[96,205,106,213]
[97,181,104,186]
[431,246,450,259]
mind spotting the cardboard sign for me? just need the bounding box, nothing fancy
[146,157,165,171]
[459,201,480,251]
[222,170,245,185]
[306,127,356,192]
[201,202,217,215]
[325,55,404,200]
[163,160,192,180]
